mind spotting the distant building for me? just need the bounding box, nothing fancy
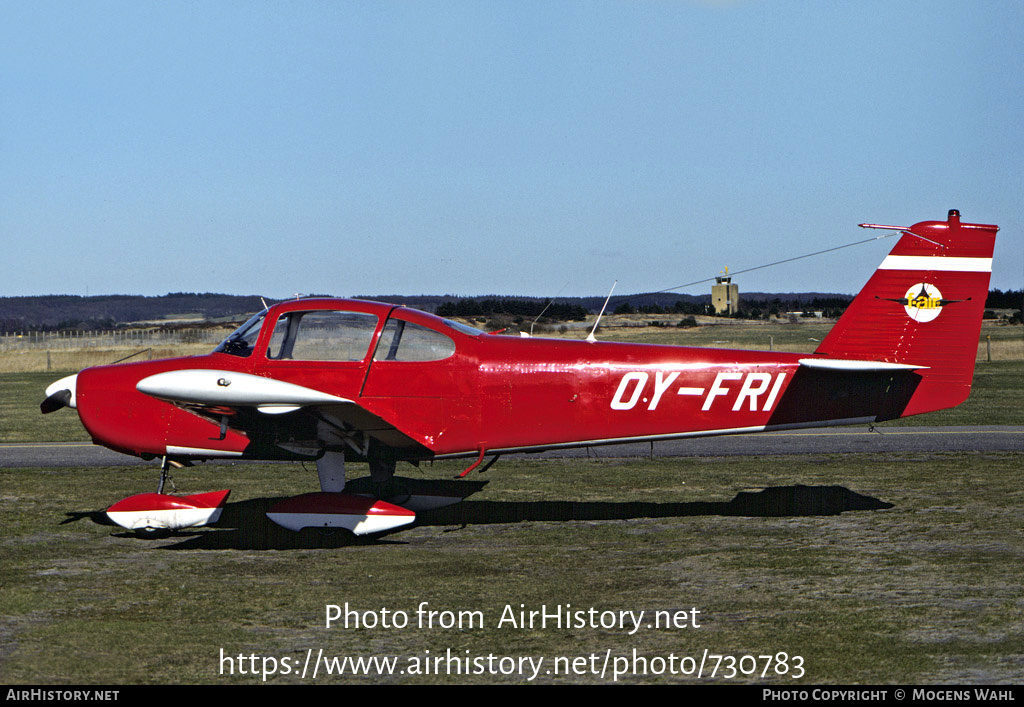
[712,275,739,315]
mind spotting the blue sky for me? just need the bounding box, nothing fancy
[2,1,1020,300]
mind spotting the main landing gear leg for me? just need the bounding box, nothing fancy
[316,451,346,492]
[369,455,400,501]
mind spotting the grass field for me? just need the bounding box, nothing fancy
[1,372,92,443]
[1,453,1022,684]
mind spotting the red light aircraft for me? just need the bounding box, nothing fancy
[41,210,997,536]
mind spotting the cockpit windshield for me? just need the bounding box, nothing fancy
[214,312,266,357]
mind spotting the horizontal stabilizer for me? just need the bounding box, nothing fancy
[798,358,928,372]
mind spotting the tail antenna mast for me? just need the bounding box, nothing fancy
[587,280,617,343]
[859,222,944,250]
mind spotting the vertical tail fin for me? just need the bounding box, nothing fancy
[815,210,998,417]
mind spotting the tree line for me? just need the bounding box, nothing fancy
[435,298,588,321]
[1,289,1019,333]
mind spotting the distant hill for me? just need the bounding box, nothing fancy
[0,293,277,332]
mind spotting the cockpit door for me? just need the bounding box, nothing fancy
[361,313,479,453]
[255,309,383,399]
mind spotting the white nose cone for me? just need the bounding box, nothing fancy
[45,374,78,409]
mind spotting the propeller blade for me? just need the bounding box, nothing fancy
[40,388,72,414]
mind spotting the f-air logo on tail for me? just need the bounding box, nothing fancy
[881,283,967,323]
[903,283,944,322]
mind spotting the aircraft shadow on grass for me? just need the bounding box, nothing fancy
[66,480,894,550]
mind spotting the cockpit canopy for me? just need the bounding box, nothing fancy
[214,301,479,362]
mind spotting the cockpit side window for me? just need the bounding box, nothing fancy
[373,319,456,362]
[267,310,379,361]
[214,312,265,357]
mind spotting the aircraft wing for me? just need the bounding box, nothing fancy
[136,369,432,456]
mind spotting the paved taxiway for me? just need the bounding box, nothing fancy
[2,426,1021,468]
